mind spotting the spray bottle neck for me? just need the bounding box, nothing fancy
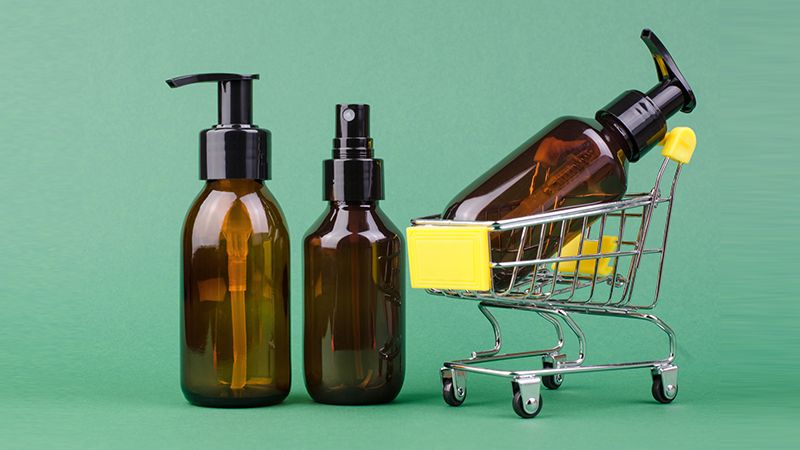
[329,200,378,209]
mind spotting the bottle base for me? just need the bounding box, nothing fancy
[183,388,289,408]
[307,385,402,405]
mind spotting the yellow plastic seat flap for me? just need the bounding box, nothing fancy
[407,226,492,291]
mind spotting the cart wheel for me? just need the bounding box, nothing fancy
[511,389,543,419]
[541,361,563,390]
[442,378,466,407]
[651,374,678,404]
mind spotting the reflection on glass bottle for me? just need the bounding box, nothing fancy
[443,119,629,289]
[304,203,404,404]
[182,180,291,407]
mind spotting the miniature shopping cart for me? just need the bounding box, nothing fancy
[406,127,696,418]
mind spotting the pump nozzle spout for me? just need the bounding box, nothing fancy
[640,29,696,115]
[167,73,259,125]
[165,73,259,124]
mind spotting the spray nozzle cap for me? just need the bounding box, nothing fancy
[166,73,270,180]
[324,104,383,202]
[333,104,373,158]
[596,29,697,162]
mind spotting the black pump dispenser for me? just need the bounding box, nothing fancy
[166,73,270,180]
[596,29,696,162]
[324,104,383,202]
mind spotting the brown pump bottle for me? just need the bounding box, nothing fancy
[168,74,290,407]
[304,105,405,404]
[442,30,697,290]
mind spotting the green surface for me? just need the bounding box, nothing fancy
[1,0,796,448]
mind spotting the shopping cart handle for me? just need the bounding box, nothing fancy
[659,127,696,164]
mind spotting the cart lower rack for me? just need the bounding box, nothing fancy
[407,128,696,418]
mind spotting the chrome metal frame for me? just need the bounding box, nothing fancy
[411,157,685,418]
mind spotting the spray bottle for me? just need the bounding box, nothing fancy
[303,105,405,404]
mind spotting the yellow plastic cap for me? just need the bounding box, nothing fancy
[660,127,696,164]
[552,235,619,277]
[407,226,492,291]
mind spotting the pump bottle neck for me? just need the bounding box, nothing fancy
[206,179,265,194]
[597,115,635,163]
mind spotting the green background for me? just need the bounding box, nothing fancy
[1,0,795,448]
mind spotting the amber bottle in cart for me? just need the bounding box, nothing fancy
[442,29,697,290]
[303,104,405,405]
[167,73,290,407]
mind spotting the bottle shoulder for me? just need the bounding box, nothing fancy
[304,204,402,247]
[183,182,289,246]
[550,115,599,128]
[373,207,402,237]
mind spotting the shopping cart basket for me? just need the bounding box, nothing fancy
[407,127,696,418]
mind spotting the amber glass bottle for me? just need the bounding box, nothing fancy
[168,73,291,407]
[304,105,405,404]
[442,29,697,290]
[443,118,629,289]
[182,180,290,407]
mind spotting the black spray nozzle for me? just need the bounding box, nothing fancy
[325,104,383,202]
[596,29,697,162]
[166,73,270,180]
[166,73,259,125]
[333,104,373,158]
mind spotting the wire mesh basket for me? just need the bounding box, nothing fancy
[407,127,696,418]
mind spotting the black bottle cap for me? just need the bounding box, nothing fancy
[166,73,270,180]
[596,29,696,162]
[324,104,384,202]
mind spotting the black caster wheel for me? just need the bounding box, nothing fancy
[442,378,466,407]
[541,361,563,390]
[511,382,543,419]
[651,374,678,404]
